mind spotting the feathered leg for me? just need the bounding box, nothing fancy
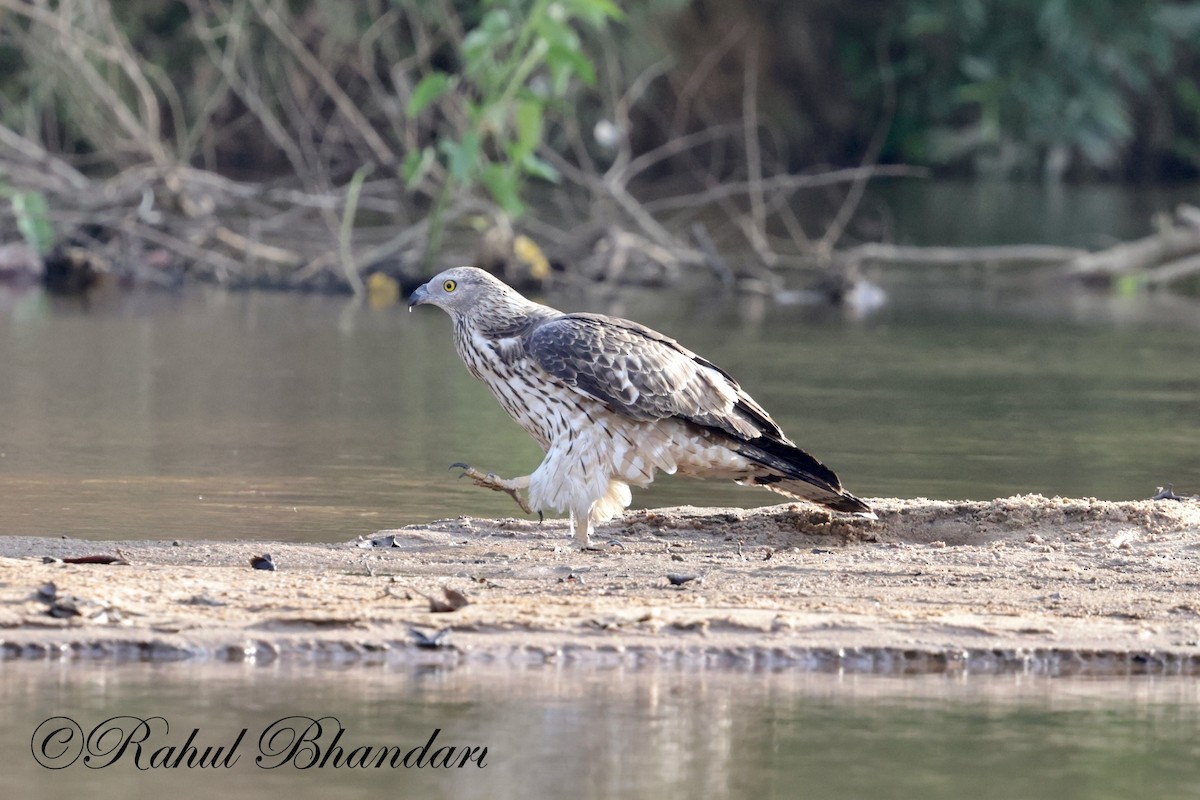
[569,510,595,550]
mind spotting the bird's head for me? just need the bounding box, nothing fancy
[408,266,508,319]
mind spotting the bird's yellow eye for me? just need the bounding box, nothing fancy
[443,279,457,292]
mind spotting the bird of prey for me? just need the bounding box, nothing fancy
[409,267,873,548]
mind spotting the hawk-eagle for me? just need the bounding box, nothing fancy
[409,267,873,548]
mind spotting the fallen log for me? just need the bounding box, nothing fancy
[1141,252,1200,288]
[847,242,1087,266]
[844,205,1200,291]
[1064,222,1200,279]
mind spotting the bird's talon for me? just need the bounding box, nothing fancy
[449,463,474,481]
[448,463,534,516]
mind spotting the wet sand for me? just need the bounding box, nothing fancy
[1,495,1198,675]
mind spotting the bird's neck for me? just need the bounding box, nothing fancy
[462,296,559,339]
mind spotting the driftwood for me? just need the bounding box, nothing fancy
[1064,214,1200,282]
[1061,206,1200,288]
[1140,253,1200,288]
[841,204,1200,291]
[848,243,1088,267]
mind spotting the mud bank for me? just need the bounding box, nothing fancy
[1,495,1198,675]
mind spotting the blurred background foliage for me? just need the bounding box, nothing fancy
[0,0,1196,184]
[883,0,1200,178]
[634,0,1200,180]
[1,0,1198,289]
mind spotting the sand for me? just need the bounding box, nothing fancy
[2,494,1198,675]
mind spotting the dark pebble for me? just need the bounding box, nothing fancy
[250,554,276,571]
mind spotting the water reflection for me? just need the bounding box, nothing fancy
[3,662,1200,799]
[0,269,1197,542]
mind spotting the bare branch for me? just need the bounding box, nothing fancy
[0,123,90,191]
[816,26,899,256]
[848,243,1088,266]
[247,0,397,166]
[670,21,748,138]
[740,30,773,266]
[1065,227,1200,277]
[615,123,741,184]
[0,0,171,167]
[1142,252,1200,287]
[641,165,924,213]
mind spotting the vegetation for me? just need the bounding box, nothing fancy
[1,181,52,256]
[875,0,1200,178]
[0,1,1197,292]
[403,0,622,270]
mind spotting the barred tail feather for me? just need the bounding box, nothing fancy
[767,479,875,518]
[735,436,874,518]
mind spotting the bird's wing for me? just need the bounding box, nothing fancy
[525,313,782,440]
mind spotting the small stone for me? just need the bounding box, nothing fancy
[250,554,276,571]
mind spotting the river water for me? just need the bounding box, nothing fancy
[2,180,1199,796]
[0,262,1196,542]
[5,663,1200,798]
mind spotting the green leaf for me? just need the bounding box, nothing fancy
[1113,274,1141,298]
[560,0,624,26]
[463,9,514,69]
[521,153,560,183]
[1174,78,1200,114]
[12,191,53,255]
[546,42,595,87]
[440,133,481,183]
[959,55,995,82]
[406,72,452,117]
[513,98,544,159]
[402,146,435,189]
[480,164,524,216]
[480,8,512,34]
[478,102,509,136]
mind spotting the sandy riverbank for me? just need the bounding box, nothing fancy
[1,495,1198,675]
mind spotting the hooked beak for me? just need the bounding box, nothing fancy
[407,283,430,312]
